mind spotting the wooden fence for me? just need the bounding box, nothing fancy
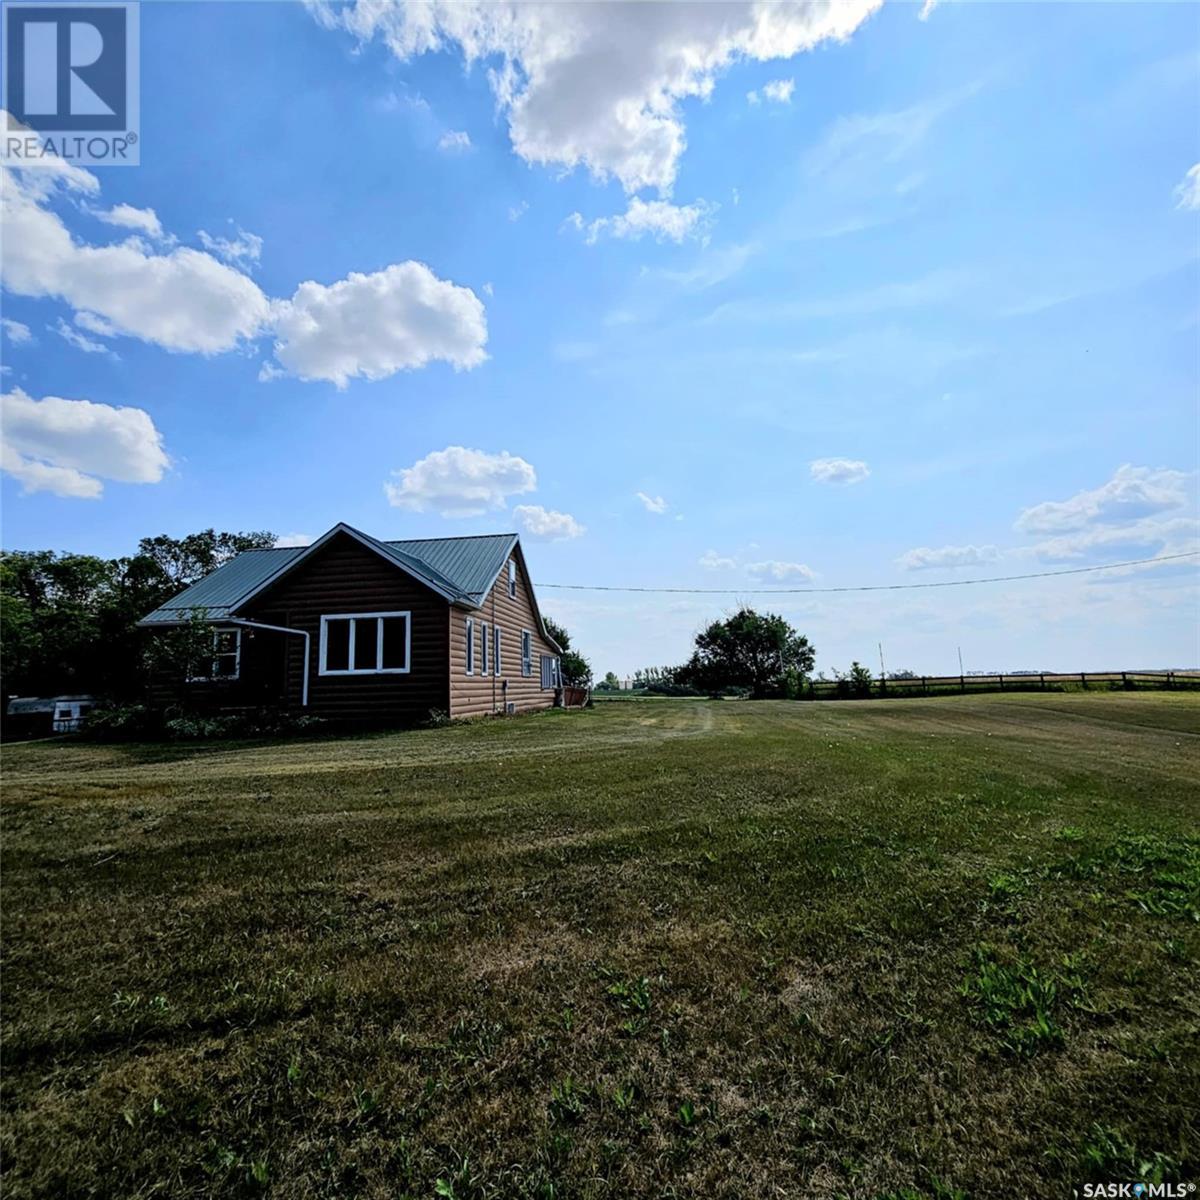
[806,670,1199,701]
[603,671,1199,701]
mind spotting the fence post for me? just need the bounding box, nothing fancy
[999,673,1004,691]
[1080,672,1087,689]
[1168,672,1174,690]
[960,674,965,693]
[922,676,928,695]
[1040,674,1045,690]
[1122,671,1128,689]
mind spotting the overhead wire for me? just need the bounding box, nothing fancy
[537,551,1199,595]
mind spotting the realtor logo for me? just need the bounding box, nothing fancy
[3,2,139,164]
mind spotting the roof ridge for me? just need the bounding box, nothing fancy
[385,533,518,543]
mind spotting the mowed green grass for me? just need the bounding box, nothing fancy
[2,693,1198,1199]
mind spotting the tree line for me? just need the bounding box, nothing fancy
[2,529,277,703]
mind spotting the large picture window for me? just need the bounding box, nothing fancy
[320,612,410,675]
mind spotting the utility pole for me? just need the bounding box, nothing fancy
[958,646,965,675]
[878,642,886,696]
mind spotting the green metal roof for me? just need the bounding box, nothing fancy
[386,533,518,603]
[138,525,518,626]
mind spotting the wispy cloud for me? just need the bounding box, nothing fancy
[806,81,983,183]
[1173,163,1200,211]
[635,491,669,514]
[438,129,472,154]
[52,318,118,358]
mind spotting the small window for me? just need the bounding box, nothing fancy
[480,621,490,676]
[521,630,532,677]
[188,628,241,681]
[465,617,474,674]
[319,612,410,675]
[541,654,559,690]
[494,625,502,676]
[508,560,517,598]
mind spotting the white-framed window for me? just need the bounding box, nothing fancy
[521,630,533,677]
[479,620,490,676]
[187,628,241,682]
[540,654,561,689]
[508,560,517,598]
[494,625,502,676]
[465,617,475,674]
[319,612,410,675]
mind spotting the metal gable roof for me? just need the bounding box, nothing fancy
[384,533,517,603]
[137,527,520,626]
[137,547,306,625]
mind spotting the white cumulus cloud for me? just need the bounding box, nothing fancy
[569,197,715,245]
[1,160,271,354]
[810,457,870,485]
[275,532,314,548]
[896,544,1001,571]
[268,262,488,387]
[438,130,472,154]
[384,446,536,517]
[514,504,586,540]
[1015,465,1191,535]
[2,134,485,387]
[635,491,669,514]
[699,549,736,570]
[311,0,881,195]
[748,78,795,105]
[0,387,169,499]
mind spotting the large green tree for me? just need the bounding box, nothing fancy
[675,608,815,699]
[542,618,592,688]
[0,529,275,702]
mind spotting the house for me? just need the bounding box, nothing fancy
[137,523,564,725]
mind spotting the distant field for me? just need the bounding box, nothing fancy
[2,694,1197,1199]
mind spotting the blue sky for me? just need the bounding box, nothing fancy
[2,0,1197,677]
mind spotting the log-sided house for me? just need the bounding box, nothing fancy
[137,523,564,725]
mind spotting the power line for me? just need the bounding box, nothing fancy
[539,551,1199,596]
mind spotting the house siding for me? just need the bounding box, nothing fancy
[242,531,449,725]
[449,550,559,719]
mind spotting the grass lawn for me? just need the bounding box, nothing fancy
[2,692,1198,1199]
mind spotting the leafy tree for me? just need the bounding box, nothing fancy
[136,529,275,590]
[847,661,874,698]
[675,608,815,699]
[543,618,592,687]
[593,670,622,693]
[0,529,275,704]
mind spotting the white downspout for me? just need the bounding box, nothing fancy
[227,618,311,707]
